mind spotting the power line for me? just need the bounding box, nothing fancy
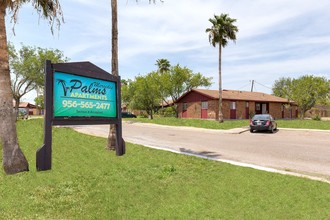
[237,81,252,91]
[254,80,273,91]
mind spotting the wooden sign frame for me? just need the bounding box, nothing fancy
[36,60,125,171]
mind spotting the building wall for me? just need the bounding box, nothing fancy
[177,91,297,120]
[269,103,282,119]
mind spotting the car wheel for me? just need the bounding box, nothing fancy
[250,129,254,133]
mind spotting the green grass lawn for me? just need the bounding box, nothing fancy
[1,119,330,219]
[127,117,330,130]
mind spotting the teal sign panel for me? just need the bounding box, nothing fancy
[53,72,117,117]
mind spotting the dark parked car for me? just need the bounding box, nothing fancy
[121,112,137,118]
[250,114,277,133]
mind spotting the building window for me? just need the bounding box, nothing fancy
[183,103,188,111]
[256,103,260,111]
[201,101,208,109]
[246,102,249,108]
[230,101,236,110]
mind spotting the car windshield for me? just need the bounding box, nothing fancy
[252,115,270,120]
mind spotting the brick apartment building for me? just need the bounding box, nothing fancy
[176,89,298,120]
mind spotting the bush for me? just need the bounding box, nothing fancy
[312,114,321,121]
[157,107,176,117]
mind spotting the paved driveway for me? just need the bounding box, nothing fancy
[71,121,330,180]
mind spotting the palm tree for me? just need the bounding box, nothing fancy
[107,0,164,150]
[206,14,238,123]
[107,0,119,151]
[0,0,63,174]
[155,58,170,74]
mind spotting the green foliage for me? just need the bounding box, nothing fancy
[0,119,330,219]
[272,75,330,118]
[312,115,321,121]
[9,42,69,89]
[6,0,64,35]
[127,72,162,119]
[122,62,212,118]
[206,13,239,48]
[155,58,170,73]
[272,77,293,100]
[157,106,176,117]
[155,63,212,113]
[9,42,69,109]
[34,95,44,109]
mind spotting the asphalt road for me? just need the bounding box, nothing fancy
[71,121,330,179]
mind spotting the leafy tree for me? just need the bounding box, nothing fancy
[272,75,330,119]
[206,14,238,123]
[129,72,161,119]
[9,43,68,115]
[123,64,211,118]
[272,77,293,100]
[34,95,44,110]
[121,79,133,110]
[160,64,212,116]
[291,75,329,119]
[0,1,63,174]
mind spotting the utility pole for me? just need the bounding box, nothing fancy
[250,80,254,92]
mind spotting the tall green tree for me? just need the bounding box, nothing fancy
[9,43,68,115]
[272,75,330,119]
[129,72,161,119]
[291,75,329,119]
[272,77,293,100]
[123,64,211,118]
[160,64,212,116]
[206,13,238,123]
[107,0,164,150]
[0,1,63,174]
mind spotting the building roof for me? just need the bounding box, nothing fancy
[176,89,295,104]
[13,101,36,108]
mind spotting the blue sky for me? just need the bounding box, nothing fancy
[6,0,330,103]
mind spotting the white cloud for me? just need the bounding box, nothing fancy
[6,0,330,103]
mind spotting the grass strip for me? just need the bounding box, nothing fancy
[0,119,329,219]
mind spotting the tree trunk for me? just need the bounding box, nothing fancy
[150,109,153,120]
[14,97,20,119]
[300,109,305,119]
[218,43,224,123]
[0,6,29,174]
[107,0,119,151]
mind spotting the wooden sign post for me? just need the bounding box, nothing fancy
[36,60,125,171]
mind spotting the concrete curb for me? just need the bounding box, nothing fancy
[125,121,330,134]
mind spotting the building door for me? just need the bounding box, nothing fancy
[230,101,236,119]
[255,103,261,114]
[262,103,268,114]
[282,105,284,118]
[201,101,208,119]
[245,102,249,119]
[256,103,269,114]
[182,103,188,118]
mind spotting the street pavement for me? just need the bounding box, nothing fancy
[69,121,330,183]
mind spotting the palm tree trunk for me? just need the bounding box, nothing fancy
[0,6,29,174]
[107,0,119,150]
[218,44,224,123]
